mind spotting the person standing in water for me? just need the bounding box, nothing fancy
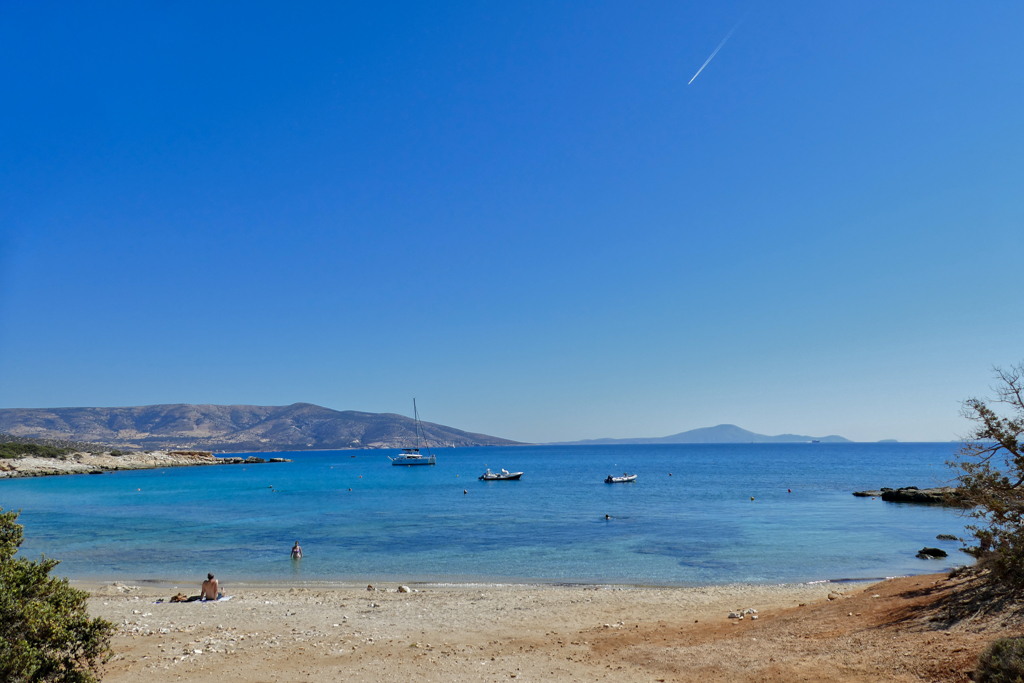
[291,541,302,559]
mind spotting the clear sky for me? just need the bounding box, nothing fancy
[1,1,1022,443]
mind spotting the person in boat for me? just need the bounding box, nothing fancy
[291,541,303,559]
[200,573,222,601]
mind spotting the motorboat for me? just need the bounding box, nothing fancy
[388,399,437,466]
[479,468,523,481]
[605,474,637,483]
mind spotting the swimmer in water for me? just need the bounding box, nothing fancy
[291,541,302,559]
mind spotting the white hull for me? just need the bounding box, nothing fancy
[390,454,436,466]
[479,469,523,481]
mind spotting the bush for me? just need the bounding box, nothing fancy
[974,637,1024,683]
[0,508,114,682]
[950,362,1024,587]
[0,443,72,459]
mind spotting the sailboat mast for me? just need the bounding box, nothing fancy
[413,398,432,457]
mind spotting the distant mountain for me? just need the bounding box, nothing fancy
[0,403,520,452]
[556,423,851,445]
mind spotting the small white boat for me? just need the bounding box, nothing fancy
[479,468,523,481]
[388,400,437,466]
[605,474,637,484]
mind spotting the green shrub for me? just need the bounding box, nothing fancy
[0,508,114,682]
[975,637,1024,683]
[0,443,72,459]
[950,362,1024,588]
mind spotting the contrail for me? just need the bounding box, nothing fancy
[688,13,748,85]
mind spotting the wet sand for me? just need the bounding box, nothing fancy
[85,572,1003,682]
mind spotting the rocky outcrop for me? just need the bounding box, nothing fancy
[916,547,948,559]
[0,450,218,478]
[852,486,962,506]
[0,450,299,477]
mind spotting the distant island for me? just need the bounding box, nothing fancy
[0,403,519,453]
[554,423,851,445]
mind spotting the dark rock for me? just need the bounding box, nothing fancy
[268,457,292,463]
[855,486,968,506]
[936,534,958,541]
[244,456,266,464]
[880,487,955,505]
[916,547,948,559]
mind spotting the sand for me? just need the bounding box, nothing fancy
[83,572,1011,682]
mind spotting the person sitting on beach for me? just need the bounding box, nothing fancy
[291,541,302,559]
[201,573,222,601]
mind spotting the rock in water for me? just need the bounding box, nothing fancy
[936,534,958,541]
[881,487,955,504]
[916,547,948,559]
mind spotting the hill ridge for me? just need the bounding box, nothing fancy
[0,403,519,452]
[555,423,851,445]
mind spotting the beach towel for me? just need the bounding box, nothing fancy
[158,594,233,604]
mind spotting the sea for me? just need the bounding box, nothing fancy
[0,443,972,586]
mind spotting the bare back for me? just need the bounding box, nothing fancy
[201,578,219,600]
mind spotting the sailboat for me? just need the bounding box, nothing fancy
[387,399,437,466]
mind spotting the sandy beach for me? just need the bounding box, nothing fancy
[83,572,1009,682]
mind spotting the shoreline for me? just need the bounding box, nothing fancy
[70,573,922,592]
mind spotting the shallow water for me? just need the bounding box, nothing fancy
[1,443,971,585]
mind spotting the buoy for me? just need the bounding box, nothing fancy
[669,473,673,476]
[137,488,140,491]
[750,496,755,501]
[788,489,791,493]
[348,488,352,491]
[463,489,467,495]
[359,476,362,478]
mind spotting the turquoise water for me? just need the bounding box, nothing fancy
[0,443,971,585]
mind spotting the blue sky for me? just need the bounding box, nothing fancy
[1,1,1022,443]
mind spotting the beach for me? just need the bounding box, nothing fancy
[86,572,997,682]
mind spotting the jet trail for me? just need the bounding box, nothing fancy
[688,14,748,85]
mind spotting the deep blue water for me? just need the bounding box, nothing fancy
[0,443,972,585]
